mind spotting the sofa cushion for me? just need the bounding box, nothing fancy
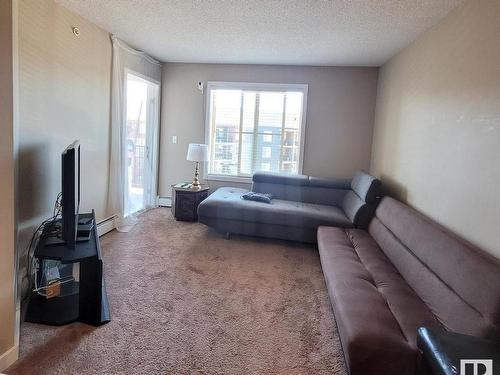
[308,176,351,189]
[318,226,440,375]
[369,197,500,339]
[199,216,319,243]
[252,171,309,186]
[252,172,350,205]
[241,191,273,203]
[252,181,349,206]
[198,187,353,229]
[351,171,381,204]
[253,181,349,206]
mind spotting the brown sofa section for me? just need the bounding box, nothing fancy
[318,197,500,375]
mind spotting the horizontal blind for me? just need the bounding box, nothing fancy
[208,87,305,178]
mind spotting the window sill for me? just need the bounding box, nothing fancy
[205,175,252,184]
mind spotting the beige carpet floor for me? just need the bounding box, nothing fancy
[7,208,346,375]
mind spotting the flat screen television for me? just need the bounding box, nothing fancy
[61,141,80,249]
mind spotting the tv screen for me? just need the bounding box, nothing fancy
[61,140,80,249]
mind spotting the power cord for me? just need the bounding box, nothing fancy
[23,192,63,302]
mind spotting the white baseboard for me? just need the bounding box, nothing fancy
[0,344,19,372]
[96,216,116,236]
[158,196,172,207]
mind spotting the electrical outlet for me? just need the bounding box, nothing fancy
[172,135,177,144]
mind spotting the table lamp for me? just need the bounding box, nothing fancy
[186,143,208,188]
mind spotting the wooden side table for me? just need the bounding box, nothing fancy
[171,183,209,221]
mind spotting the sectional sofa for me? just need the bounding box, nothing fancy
[198,171,382,243]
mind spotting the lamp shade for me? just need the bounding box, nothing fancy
[186,143,209,162]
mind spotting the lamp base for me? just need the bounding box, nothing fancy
[192,161,201,189]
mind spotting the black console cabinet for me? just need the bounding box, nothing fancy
[25,211,110,326]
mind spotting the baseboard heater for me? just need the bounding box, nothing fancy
[96,216,116,237]
[158,196,172,207]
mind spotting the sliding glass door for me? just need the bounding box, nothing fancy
[124,71,160,216]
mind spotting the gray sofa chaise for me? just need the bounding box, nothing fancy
[197,171,382,243]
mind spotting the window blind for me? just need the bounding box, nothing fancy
[206,84,307,179]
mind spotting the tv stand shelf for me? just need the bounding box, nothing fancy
[35,213,97,262]
[26,210,111,326]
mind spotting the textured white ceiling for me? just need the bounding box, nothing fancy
[55,0,464,66]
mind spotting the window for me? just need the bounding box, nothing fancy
[263,131,273,143]
[261,163,271,171]
[205,82,308,180]
[262,147,272,159]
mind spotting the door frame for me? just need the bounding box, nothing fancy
[123,68,161,215]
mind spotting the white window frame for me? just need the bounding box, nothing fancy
[204,81,308,183]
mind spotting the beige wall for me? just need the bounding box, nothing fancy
[0,0,18,370]
[159,63,378,195]
[17,0,112,292]
[371,0,500,258]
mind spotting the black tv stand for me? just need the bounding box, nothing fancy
[25,210,111,326]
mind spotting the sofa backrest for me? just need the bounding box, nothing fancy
[252,172,351,206]
[368,197,500,339]
[341,171,382,228]
[350,171,381,204]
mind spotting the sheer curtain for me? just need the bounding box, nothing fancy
[108,36,162,232]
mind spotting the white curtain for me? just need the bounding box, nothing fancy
[108,36,162,232]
